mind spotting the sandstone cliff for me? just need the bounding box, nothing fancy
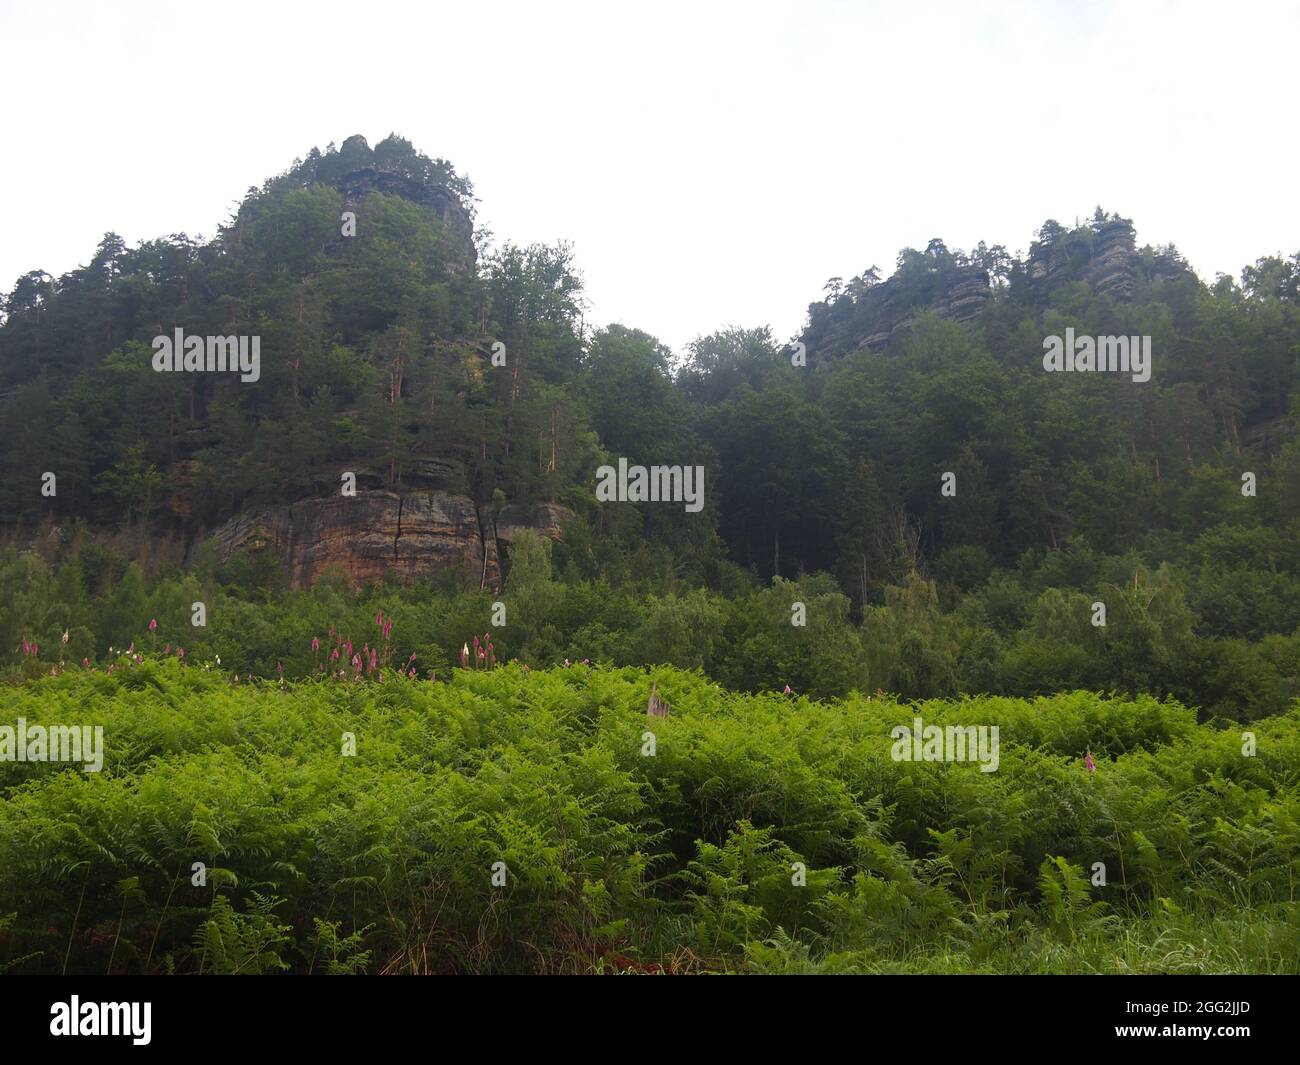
[860,264,992,350]
[1028,217,1138,301]
[207,491,572,592]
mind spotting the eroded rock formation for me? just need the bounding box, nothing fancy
[860,264,993,350]
[207,491,571,592]
[1027,217,1139,302]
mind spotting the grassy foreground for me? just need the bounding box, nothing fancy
[1,660,1298,974]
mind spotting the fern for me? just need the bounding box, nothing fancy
[193,893,291,975]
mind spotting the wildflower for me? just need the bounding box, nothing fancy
[212,653,218,664]
[81,657,89,668]
[460,643,469,668]
[148,618,157,632]
[164,644,171,654]
[1085,750,1096,773]
[376,610,383,627]
[312,636,320,652]
[62,629,70,645]
[21,638,29,655]
[783,685,793,694]
[178,648,186,659]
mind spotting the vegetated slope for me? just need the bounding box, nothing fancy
[1,661,1296,974]
[4,135,1300,721]
[3,139,1298,596]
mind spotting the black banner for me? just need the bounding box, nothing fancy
[0,975,1289,1052]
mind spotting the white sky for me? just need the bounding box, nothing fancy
[1,0,1297,355]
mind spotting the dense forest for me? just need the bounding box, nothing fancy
[2,133,1299,977]
[2,132,1300,722]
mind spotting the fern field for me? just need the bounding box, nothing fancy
[1,661,1298,974]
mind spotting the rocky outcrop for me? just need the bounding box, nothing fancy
[496,502,573,544]
[309,134,478,272]
[207,491,572,592]
[939,269,993,326]
[1027,217,1138,302]
[1087,218,1138,301]
[860,264,992,350]
[335,166,475,266]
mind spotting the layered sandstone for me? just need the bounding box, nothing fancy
[207,491,571,592]
[860,264,993,350]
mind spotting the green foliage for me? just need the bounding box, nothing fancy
[4,138,1300,975]
[194,893,292,975]
[0,663,1296,974]
[1037,856,1108,943]
[3,138,1300,721]
[310,918,373,975]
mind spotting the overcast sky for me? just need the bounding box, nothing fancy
[2,0,1297,354]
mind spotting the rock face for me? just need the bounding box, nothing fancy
[207,491,572,592]
[1027,218,1138,301]
[336,167,475,267]
[1087,219,1139,301]
[310,134,478,273]
[860,264,992,350]
[496,502,572,544]
[805,216,1197,365]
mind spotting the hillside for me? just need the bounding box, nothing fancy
[2,135,1300,721]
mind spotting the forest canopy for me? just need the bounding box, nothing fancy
[2,137,1299,721]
